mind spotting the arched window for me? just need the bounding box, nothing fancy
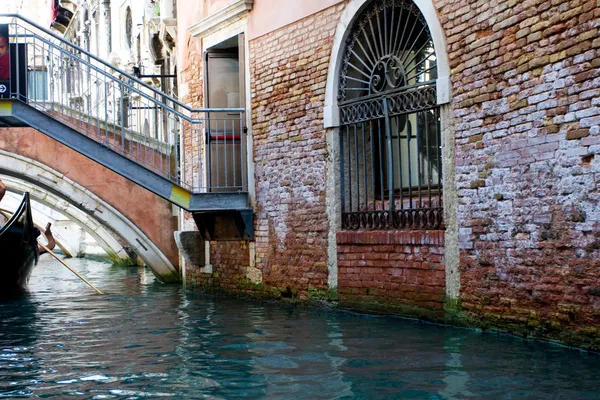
[125,7,133,49]
[338,0,442,230]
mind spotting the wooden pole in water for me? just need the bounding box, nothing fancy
[37,242,105,295]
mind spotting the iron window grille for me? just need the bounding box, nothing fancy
[338,0,443,230]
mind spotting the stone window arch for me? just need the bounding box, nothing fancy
[337,0,442,230]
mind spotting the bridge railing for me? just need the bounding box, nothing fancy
[0,14,247,194]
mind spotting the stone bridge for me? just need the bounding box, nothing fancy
[0,126,180,282]
[0,15,252,282]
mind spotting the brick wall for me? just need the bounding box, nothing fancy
[180,35,204,109]
[178,0,600,348]
[185,240,251,288]
[337,230,446,312]
[180,34,205,231]
[180,25,255,283]
[438,0,600,341]
[249,4,345,294]
[209,241,251,289]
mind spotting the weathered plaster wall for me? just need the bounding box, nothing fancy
[439,0,600,347]
[176,0,204,108]
[248,0,345,39]
[176,0,205,249]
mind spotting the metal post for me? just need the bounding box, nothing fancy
[383,97,394,219]
[340,127,345,214]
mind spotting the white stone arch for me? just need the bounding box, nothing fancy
[323,0,459,300]
[2,178,129,260]
[0,150,178,281]
[323,0,451,128]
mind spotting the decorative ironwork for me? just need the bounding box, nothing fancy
[342,208,443,230]
[340,83,436,125]
[340,97,384,124]
[339,0,437,103]
[338,0,443,231]
[387,84,436,116]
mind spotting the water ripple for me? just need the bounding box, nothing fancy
[0,258,598,399]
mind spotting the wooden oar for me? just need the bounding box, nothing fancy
[37,241,105,295]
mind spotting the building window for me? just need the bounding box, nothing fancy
[93,12,100,55]
[338,0,442,230]
[125,7,133,49]
[28,69,48,100]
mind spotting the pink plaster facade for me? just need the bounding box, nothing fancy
[176,0,346,44]
[176,1,204,75]
[247,0,345,39]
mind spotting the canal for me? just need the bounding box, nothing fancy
[0,257,599,399]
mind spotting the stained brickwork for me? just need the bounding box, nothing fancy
[437,0,600,341]
[180,36,204,110]
[337,231,446,310]
[185,241,250,288]
[179,0,600,349]
[249,4,345,294]
[180,36,206,237]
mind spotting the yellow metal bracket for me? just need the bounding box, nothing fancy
[0,101,13,117]
[170,185,191,209]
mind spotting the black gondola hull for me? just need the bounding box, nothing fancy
[0,193,38,291]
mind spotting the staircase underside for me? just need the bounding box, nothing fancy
[0,101,253,238]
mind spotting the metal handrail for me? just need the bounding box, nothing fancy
[0,14,244,117]
[0,14,249,195]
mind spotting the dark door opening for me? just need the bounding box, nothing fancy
[205,34,246,192]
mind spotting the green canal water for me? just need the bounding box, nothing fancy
[0,257,599,399]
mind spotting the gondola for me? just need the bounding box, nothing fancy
[0,192,38,291]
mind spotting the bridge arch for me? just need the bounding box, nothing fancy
[1,185,121,259]
[2,177,132,261]
[0,150,178,281]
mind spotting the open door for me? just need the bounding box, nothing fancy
[205,33,246,192]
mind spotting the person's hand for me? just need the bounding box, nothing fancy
[0,179,5,201]
[42,222,56,252]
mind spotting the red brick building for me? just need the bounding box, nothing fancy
[177,0,600,350]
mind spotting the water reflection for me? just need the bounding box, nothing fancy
[439,336,473,399]
[0,257,598,399]
[0,292,40,399]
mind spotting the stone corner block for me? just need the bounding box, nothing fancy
[174,231,206,267]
